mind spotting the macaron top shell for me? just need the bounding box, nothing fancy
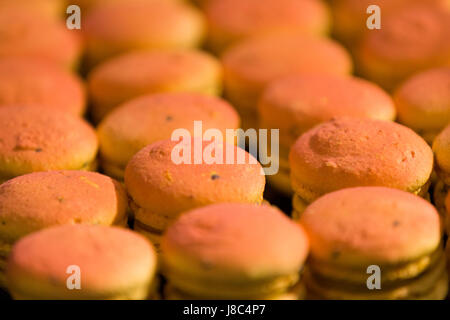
[124,139,265,220]
[222,33,352,87]
[88,49,222,119]
[0,7,82,69]
[300,187,440,266]
[395,67,450,132]
[206,0,330,40]
[0,171,128,243]
[433,123,450,174]
[84,0,205,61]
[98,93,239,167]
[0,106,98,181]
[289,118,433,198]
[0,57,86,116]
[162,203,309,280]
[7,225,157,298]
[259,74,396,146]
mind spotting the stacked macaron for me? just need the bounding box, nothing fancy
[357,2,450,91]
[0,106,98,184]
[161,203,309,299]
[205,0,330,54]
[124,139,265,249]
[88,49,222,121]
[0,6,82,69]
[0,171,128,287]
[222,32,352,129]
[300,187,446,300]
[97,92,239,180]
[6,225,157,300]
[259,74,396,195]
[394,67,450,144]
[83,0,206,66]
[289,118,433,218]
[0,57,86,116]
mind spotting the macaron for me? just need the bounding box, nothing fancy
[0,0,64,20]
[6,225,157,300]
[394,67,450,144]
[300,187,446,300]
[0,7,82,70]
[0,57,86,116]
[259,74,396,195]
[0,170,128,287]
[83,0,206,67]
[161,203,309,299]
[222,33,352,129]
[289,118,433,218]
[124,139,265,249]
[432,124,450,220]
[357,2,450,91]
[88,49,222,122]
[205,0,330,54]
[0,106,98,184]
[98,92,240,180]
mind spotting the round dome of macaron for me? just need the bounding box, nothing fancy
[205,0,330,53]
[289,118,433,202]
[394,67,450,142]
[6,225,157,300]
[357,3,450,91]
[97,93,240,180]
[0,7,82,69]
[125,139,265,224]
[0,57,86,116]
[259,74,396,147]
[0,106,98,183]
[0,171,128,244]
[83,0,206,66]
[88,49,222,121]
[300,187,440,267]
[161,203,309,298]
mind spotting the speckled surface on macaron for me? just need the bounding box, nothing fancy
[205,0,330,53]
[98,92,240,180]
[88,49,222,121]
[161,203,309,299]
[83,0,206,66]
[0,106,98,183]
[221,33,352,128]
[394,67,450,144]
[6,225,157,299]
[299,187,445,300]
[0,57,86,116]
[0,7,82,69]
[289,118,433,204]
[356,2,450,91]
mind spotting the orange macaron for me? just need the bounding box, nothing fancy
[222,33,352,129]
[432,124,450,222]
[83,0,206,66]
[161,203,309,299]
[0,57,86,116]
[97,92,240,180]
[205,0,330,54]
[0,170,128,287]
[357,2,450,91]
[88,49,222,122]
[6,225,157,299]
[124,139,265,249]
[394,67,450,144]
[259,74,396,195]
[0,7,82,70]
[300,187,446,300]
[289,118,433,217]
[0,106,98,184]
